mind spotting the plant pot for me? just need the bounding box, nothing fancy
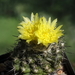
[0,52,75,75]
[63,53,75,75]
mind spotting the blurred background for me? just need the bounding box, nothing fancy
[0,0,75,69]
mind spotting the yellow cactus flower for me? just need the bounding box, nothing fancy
[18,13,64,46]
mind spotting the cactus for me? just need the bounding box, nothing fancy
[12,13,65,75]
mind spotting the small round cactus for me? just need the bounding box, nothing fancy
[12,13,66,75]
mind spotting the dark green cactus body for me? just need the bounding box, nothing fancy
[12,39,65,75]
